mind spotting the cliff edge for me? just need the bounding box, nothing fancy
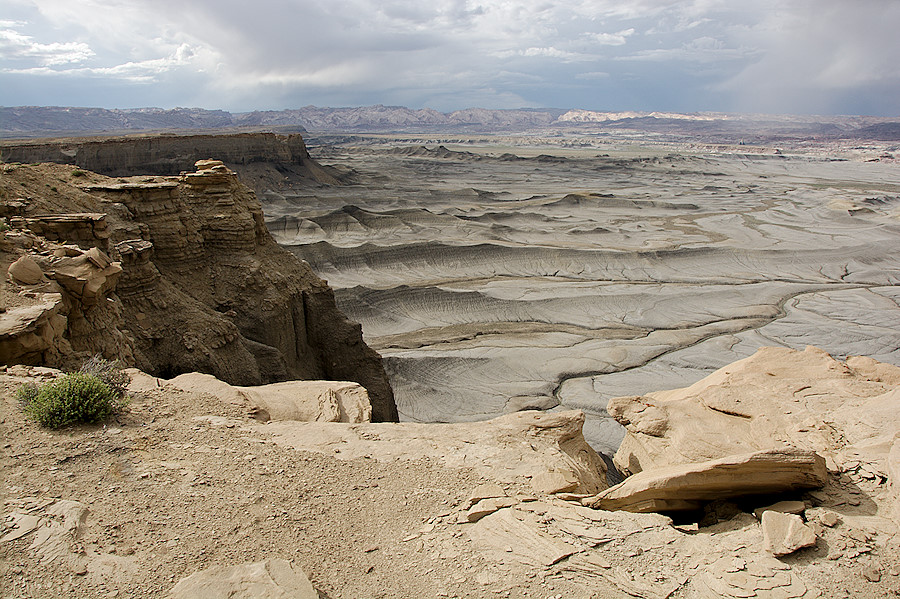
[0,132,343,190]
[0,160,397,421]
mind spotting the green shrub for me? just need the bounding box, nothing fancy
[79,355,130,399]
[19,372,127,428]
[71,169,86,177]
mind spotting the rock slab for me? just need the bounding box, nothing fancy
[169,559,317,599]
[584,448,827,512]
[761,511,817,557]
[166,372,372,423]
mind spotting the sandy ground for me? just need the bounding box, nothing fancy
[2,369,562,599]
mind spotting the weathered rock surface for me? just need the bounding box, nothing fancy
[0,132,340,186]
[169,559,318,599]
[609,347,900,487]
[166,372,372,423]
[584,448,827,512]
[257,410,608,494]
[0,293,68,364]
[0,161,397,421]
[7,255,44,284]
[3,355,900,599]
[46,247,122,306]
[761,511,817,556]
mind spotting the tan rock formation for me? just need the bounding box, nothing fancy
[0,294,69,365]
[165,372,372,423]
[46,247,122,306]
[256,410,608,495]
[0,162,397,421]
[608,347,900,489]
[169,559,318,599]
[584,449,827,512]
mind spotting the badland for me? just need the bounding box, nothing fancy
[1,117,899,598]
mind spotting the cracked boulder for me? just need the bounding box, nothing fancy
[583,448,827,512]
[608,347,900,492]
[47,247,122,306]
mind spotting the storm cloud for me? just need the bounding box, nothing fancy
[1,0,897,115]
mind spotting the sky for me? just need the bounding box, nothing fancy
[1,0,899,116]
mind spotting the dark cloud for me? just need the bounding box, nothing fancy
[0,0,897,115]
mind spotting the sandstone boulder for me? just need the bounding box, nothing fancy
[761,511,817,556]
[608,347,900,487]
[166,372,372,423]
[241,380,372,423]
[0,294,68,365]
[584,448,827,512]
[47,247,121,306]
[169,559,317,599]
[7,255,45,285]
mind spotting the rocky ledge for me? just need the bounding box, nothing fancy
[0,160,397,420]
[0,345,898,598]
[0,132,343,190]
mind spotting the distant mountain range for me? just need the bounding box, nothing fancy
[2,105,899,142]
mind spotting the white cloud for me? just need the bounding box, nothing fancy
[588,28,635,46]
[575,71,610,80]
[0,27,94,65]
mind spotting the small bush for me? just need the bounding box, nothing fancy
[71,169,86,177]
[19,372,128,429]
[79,355,130,399]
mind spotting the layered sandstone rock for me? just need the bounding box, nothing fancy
[0,294,68,365]
[584,448,827,512]
[0,132,341,188]
[609,346,900,474]
[0,162,397,421]
[607,345,900,521]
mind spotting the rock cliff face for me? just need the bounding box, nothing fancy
[0,161,397,421]
[0,132,341,186]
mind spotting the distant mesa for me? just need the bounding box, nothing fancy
[4,105,900,143]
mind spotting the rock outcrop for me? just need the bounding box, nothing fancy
[0,294,68,369]
[0,161,397,421]
[609,346,899,471]
[0,132,341,188]
[584,448,827,512]
[169,559,318,599]
[607,345,900,522]
[253,409,609,495]
[162,371,372,423]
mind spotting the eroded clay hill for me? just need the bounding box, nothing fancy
[0,160,397,421]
